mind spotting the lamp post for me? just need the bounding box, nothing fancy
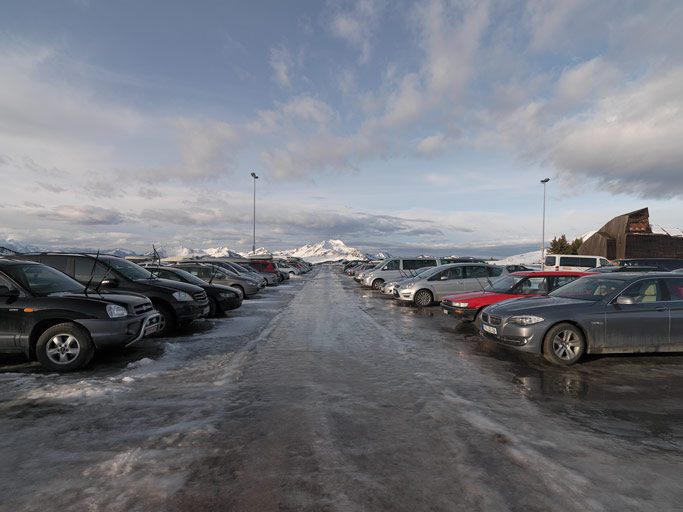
[540,178,550,269]
[250,172,259,254]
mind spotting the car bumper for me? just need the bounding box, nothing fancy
[174,301,210,323]
[441,304,478,321]
[397,289,416,302]
[478,319,543,353]
[81,312,162,349]
[219,296,242,311]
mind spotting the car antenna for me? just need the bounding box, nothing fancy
[84,249,100,297]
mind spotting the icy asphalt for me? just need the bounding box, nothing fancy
[0,266,682,511]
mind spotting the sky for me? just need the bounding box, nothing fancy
[1,0,682,257]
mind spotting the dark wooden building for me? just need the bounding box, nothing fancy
[578,208,683,259]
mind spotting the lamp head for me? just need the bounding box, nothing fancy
[540,178,550,184]
[251,172,259,179]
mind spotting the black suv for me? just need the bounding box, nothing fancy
[0,259,161,371]
[143,264,243,316]
[13,253,209,336]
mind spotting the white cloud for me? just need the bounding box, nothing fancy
[269,46,293,88]
[330,0,383,64]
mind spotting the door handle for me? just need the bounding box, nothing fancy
[655,307,667,312]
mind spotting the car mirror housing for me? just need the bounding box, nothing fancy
[0,285,19,298]
[101,277,119,288]
[615,295,635,305]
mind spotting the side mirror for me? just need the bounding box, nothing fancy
[0,285,19,298]
[101,277,119,288]
[615,295,635,305]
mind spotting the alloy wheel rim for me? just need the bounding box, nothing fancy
[416,291,431,306]
[552,330,580,360]
[155,310,166,333]
[46,334,81,365]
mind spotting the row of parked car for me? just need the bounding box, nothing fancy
[344,255,683,365]
[0,252,312,371]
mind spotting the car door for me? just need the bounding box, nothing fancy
[663,277,683,347]
[0,273,24,348]
[463,265,491,292]
[428,266,466,300]
[604,278,669,350]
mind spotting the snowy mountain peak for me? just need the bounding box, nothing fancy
[275,239,368,263]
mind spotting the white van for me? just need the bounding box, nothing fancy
[544,254,611,271]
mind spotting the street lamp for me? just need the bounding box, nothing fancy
[540,178,550,269]
[250,172,259,254]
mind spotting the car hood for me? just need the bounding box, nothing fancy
[442,291,523,307]
[486,295,597,315]
[210,283,241,294]
[137,278,204,294]
[56,292,150,307]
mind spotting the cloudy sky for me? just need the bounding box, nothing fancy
[1,0,682,257]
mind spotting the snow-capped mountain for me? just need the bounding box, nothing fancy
[0,238,42,254]
[152,245,242,260]
[274,239,367,263]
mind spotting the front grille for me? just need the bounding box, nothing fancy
[134,302,154,315]
[489,315,502,325]
[192,291,208,303]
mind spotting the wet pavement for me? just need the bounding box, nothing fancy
[0,266,682,511]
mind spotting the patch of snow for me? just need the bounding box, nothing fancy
[490,250,543,266]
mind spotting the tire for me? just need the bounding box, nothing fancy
[371,279,384,291]
[35,322,95,372]
[152,302,177,337]
[414,289,433,307]
[208,297,221,317]
[542,323,586,366]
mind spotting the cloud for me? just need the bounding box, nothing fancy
[269,46,293,88]
[26,205,127,225]
[330,0,383,64]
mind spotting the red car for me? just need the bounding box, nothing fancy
[440,271,593,323]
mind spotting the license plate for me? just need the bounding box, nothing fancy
[144,324,159,336]
[483,324,497,335]
[443,309,449,315]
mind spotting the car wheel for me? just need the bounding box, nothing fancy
[152,302,177,337]
[234,285,246,298]
[208,297,221,317]
[542,323,586,366]
[36,322,95,372]
[289,271,295,276]
[414,289,433,307]
[372,279,384,290]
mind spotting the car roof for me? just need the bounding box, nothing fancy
[509,271,590,277]
[581,272,675,281]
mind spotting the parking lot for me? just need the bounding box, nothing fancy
[1,265,682,511]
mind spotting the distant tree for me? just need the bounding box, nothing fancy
[549,234,583,255]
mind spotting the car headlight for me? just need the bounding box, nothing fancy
[220,291,236,299]
[403,282,415,289]
[452,302,469,308]
[508,315,544,326]
[172,291,193,302]
[106,304,128,318]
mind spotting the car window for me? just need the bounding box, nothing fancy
[158,269,183,282]
[43,255,69,273]
[559,256,595,268]
[488,266,504,277]
[550,277,623,301]
[428,269,448,281]
[665,278,683,301]
[545,256,555,266]
[101,257,153,280]
[516,276,548,294]
[599,259,611,267]
[465,266,488,278]
[620,279,664,303]
[446,266,464,279]
[4,263,84,296]
[552,275,579,290]
[383,260,400,271]
[74,259,108,283]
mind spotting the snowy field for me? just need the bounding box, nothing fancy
[1,266,682,511]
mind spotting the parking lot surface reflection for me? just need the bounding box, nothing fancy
[1,266,681,511]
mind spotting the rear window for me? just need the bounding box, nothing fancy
[545,256,555,266]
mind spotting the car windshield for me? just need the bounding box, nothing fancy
[549,277,622,301]
[484,275,524,293]
[5,263,84,296]
[229,262,252,273]
[102,257,154,281]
